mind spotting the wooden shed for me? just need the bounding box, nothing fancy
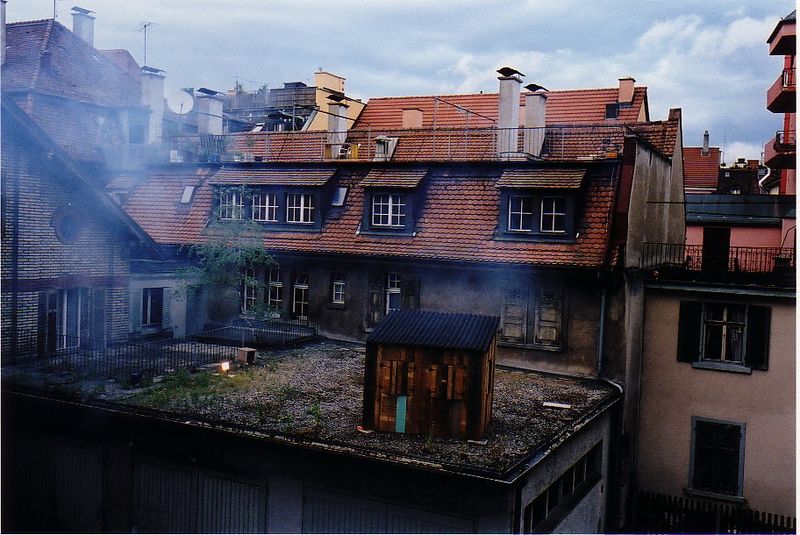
[363,309,500,440]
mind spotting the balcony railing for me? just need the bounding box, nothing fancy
[640,242,795,285]
[764,129,797,169]
[767,68,796,113]
[171,125,632,164]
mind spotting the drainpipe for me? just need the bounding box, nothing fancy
[758,165,772,192]
[597,285,607,377]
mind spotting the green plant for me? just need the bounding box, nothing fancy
[307,399,322,428]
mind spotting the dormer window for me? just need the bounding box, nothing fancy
[372,193,406,228]
[540,196,567,233]
[508,195,535,232]
[218,190,244,221]
[373,136,398,161]
[252,192,278,222]
[286,193,315,224]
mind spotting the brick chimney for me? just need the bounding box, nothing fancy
[402,108,423,129]
[140,66,165,143]
[618,77,635,105]
[523,88,547,157]
[1,0,6,66]
[702,130,710,156]
[496,67,524,158]
[71,6,95,48]
[326,94,349,157]
[196,88,224,135]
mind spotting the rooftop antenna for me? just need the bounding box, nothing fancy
[137,22,157,67]
[53,0,65,19]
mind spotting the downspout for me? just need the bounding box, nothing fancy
[758,165,772,192]
[596,284,607,377]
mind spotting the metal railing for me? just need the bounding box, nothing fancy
[783,67,796,88]
[631,491,795,533]
[173,125,631,163]
[641,242,795,275]
[195,316,318,348]
[775,129,797,148]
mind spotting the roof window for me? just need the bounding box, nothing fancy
[605,104,619,119]
[180,186,195,204]
[332,187,348,207]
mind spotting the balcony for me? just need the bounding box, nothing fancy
[640,242,795,287]
[767,68,796,113]
[768,20,796,56]
[764,129,796,169]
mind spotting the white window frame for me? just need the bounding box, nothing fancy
[267,269,283,312]
[142,287,164,326]
[242,268,257,312]
[332,273,346,304]
[286,193,315,224]
[219,190,244,221]
[293,273,309,319]
[58,288,84,349]
[386,272,401,314]
[540,196,567,233]
[508,195,534,232]
[372,193,406,228]
[252,192,278,222]
[701,303,747,364]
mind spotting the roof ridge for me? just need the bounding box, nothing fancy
[366,86,648,102]
[29,19,55,94]
[6,18,54,26]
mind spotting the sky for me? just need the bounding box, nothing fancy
[7,0,794,162]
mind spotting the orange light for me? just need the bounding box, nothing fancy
[219,360,231,373]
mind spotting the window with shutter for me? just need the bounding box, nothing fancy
[676,301,771,372]
[690,418,745,497]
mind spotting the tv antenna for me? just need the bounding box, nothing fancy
[137,22,157,66]
[52,0,65,19]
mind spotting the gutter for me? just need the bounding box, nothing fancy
[597,285,607,377]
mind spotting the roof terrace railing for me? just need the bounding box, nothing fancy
[775,129,797,149]
[173,125,634,163]
[640,242,795,284]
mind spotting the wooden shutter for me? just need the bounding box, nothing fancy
[366,272,384,327]
[745,305,770,371]
[162,288,172,330]
[400,275,420,309]
[92,288,106,348]
[676,301,702,362]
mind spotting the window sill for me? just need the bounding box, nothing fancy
[691,361,752,374]
[684,488,747,504]
[493,231,575,244]
[328,303,346,310]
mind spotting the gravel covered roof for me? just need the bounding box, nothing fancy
[121,340,620,480]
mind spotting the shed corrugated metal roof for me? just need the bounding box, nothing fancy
[367,309,500,352]
[361,168,427,188]
[210,167,335,186]
[496,167,587,189]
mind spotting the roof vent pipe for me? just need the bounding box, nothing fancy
[702,130,710,156]
[71,6,95,48]
[523,86,547,157]
[496,67,524,159]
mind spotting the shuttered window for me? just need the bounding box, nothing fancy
[691,418,745,497]
[676,301,770,371]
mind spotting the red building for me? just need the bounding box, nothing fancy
[764,10,796,194]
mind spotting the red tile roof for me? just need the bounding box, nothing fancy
[2,20,141,108]
[211,167,335,186]
[353,87,649,130]
[496,167,587,189]
[124,163,618,268]
[683,146,721,191]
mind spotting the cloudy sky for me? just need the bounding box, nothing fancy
[8,0,793,161]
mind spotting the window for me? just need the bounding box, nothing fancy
[508,195,534,232]
[142,288,164,326]
[332,187,348,207]
[57,288,88,349]
[286,193,314,224]
[540,197,566,233]
[242,268,257,312]
[267,268,283,313]
[372,193,406,228]
[252,192,278,222]
[677,301,770,371]
[331,273,346,304]
[522,442,603,533]
[218,190,243,221]
[386,273,401,314]
[292,272,309,319]
[605,103,619,119]
[501,284,564,349]
[690,418,745,497]
[180,186,195,204]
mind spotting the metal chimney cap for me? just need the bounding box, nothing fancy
[196,87,222,95]
[525,83,548,92]
[497,66,525,78]
[71,6,95,15]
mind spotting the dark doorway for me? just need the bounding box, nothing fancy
[702,227,731,272]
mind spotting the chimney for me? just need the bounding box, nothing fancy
[326,94,349,157]
[1,0,6,66]
[402,108,423,129]
[523,87,547,157]
[71,6,95,48]
[195,88,224,135]
[140,66,165,143]
[496,67,524,158]
[314,70,345,93]
[618,77,635,105]
[702,130,710,156]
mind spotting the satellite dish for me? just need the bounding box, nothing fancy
[166,89,194,114]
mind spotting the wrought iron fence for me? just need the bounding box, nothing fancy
[641,242,795,274]
[631,491,796,534]
[195,316,318,348]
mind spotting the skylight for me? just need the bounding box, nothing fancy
[332,187,348,206]
[180,186,195,204]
